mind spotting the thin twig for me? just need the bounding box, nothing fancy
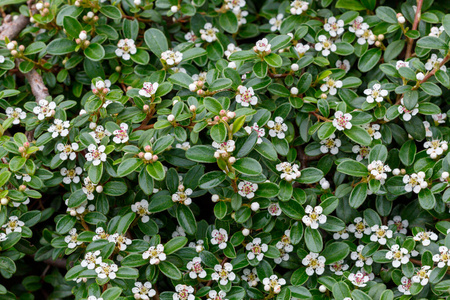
[405,0,423,59]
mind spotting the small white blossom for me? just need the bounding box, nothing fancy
[398,276,412,295]
[172,185,193,205]
[85,144,107,166]
[414,231,438,246]
[186,257,206,279]
[370,225,393,245]
[173,285,195,300]
[320,133,341,155]
[351,244,373,267]
[244,123,265,144]
[93,227,109,241]
[386,244,410,268]
[82,177,97,200]
[0,55,5,64]
[131,200,151,223]
[396,60,409,70]
[246,238,268,261]
[432,113,447,124]
[213,140,235,158]
[2,216,24,234]
[387,215,409,234]
[269,14,284,32]
[241,268,259,287]
[112,123,129,144]
[289,0,309,15]
[238,181,258,199]
[294,43,310,56]
[115,39,137,60]
[255,38,271,52]
[64,228,82,249]
[302,252,325,275]
[403,172,427,193]
[212,263,235,285]
[0,233,7,242]
[332,111,352,131]
[206,290,227,300]
[263,275,286,294]
[161,50,183,66]
[302,205,326,229]
[108,233,132,251]
[324,17,344,37]
[349,16,364,33]
[355,23,374,45]
[48,119,70,138]
[368,160,391,183]
[81,250,102,269]
[224,43,242,59]
[425,53,447,72]
[143,244,166,265]
[61,167,82,184]
[412,266,431,286]
[424,139,448,159]
[364,83,388,103]
[224,0,245,10]
[433,246,450,268]
[95,262,118,279]
[398,98,418,121]
[200,23,219,43]
[139,82,159,98]
[236,85,257,106]
[268,202,281,216]
[33,99,56,120]
[363,124,381,140]
[276,162,301,181]
[320,77,342,95]
[172,225,186,238]
[329,260,349,275]
[348,271,370,287]
[5,107,26,124]
[57,143,79,160]
[333,228,349,240]
[132,281,156,300]
[189,240,205,253]
[211,228,228,249]
[267,117,288,139]
[336,59,350,72]
[429,26,444,37]
[315,35,336,56]
[423,121,433,137]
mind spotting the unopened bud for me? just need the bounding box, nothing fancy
[138,152,144,159]
[170,5,178,13]
[153,155,158,161]
[378,34,384,41]
[70,210,77,216]
[96,185,103,193]
[18,45,25,52]
[11,50,18,56]
[19,185,27,191]
[144,152,152,161]
[291,63,299,71]
[242,228,250,236]
[229,157,236,164]
[1,198,8,205]
[190,105,196,112]
[319,285,327,293]
[144,145,152,152]
[375,41,381,47]
[251,202,260,211]
[18,147,25,153]
[290,87,299,95]
[167,114,175,122]
[211,194,219,202]
[89,122,97,130]
[442,172,449,179]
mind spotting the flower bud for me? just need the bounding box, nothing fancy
[143,105,150,112]
[222,116,228,122]
[96,185,103,193]
[319,285,327,293]
[145,145,152,152]
[214,116,220,121]
[19,185,26,191]
[134,0,141,5]
[153,155,158,161]
[375,41,381,47]
[70,210,77,216]
[229,157,236,164]
[18,147,25,153]
[214,152,221,158]
[138,152,144,159]
[378,34,385,41]
[398,15,405,24]
[170,5,178,12]
[197,90,205,96]
[11,50,18,56]
[401,169,406,174]
[242,228,250,236]
[321,180,330,190]
[416,72,425,81]
[211,194,220,202]
[167,114,175,122]
[36,3,43,10]
[320,93,327,99]
[251,202,260,211]
[291,63,299,71]
[93,16,99,22]
[290,87,299,95]
[1,198,8,205]
[18,45,25,52]
[190,105,196,112]
[144,152,152,161]
[442,172,449,179]
[89,122,97,129]
[189,83,197,92]
[392,168,400,175]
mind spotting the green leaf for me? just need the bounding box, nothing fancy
[46,39,77,55]
[332,282,352,300]
[117,158,143,177]
[358,48,382,72]
[146,161,166,181]
[368,144,388,162]
[344,126,372,146]
[443,14,450,37]
[63,16,82,38]
[337,160,368,177]
[164,236,188,255]
[304,226,323,252]
[416,36,449,50]
[182,47,207,61]
[264,53,282,67]
[219,11,238,33]
[321,242,350,264]
[9,156,26,172]
[335,0,365,10]
[349,183,368,209]
[229,50,258,61]
[101,287,122,300]
[115,266,139,279]
[176,205,197,235]
[56,215,76,234]
[67,189,87,208]
[418,188,436,210]
[144,28,168,57]
[375,6,398,23]
[99,5,122,19]
[186,145,216,163]
[168,72,194,89]
[199,171,227,189]
[334,42,354,56]
[158,261,182,280]
[209,78,232,92]
[233,157,262,175]
[399,140,416,166]
[269,35,292,52]
[253,61,268,78]
[297,167,324,184]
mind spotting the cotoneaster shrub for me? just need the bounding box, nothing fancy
[2,0,450,299]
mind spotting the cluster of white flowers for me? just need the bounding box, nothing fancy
[57,143,79,160]
[386,244,410,267]
[424,139,448,159]
[143,244,166,265]
[315,35,336,57]
[81,250,102,269]
[398,98,419,121]
[302,205,326,229]
[172,184,193,205]
[173,284,195,300]
[414,231,438,246]
[275,230,293,264]
[368,160,391,183]
[2,216,25,234]
[403,172,427,193]
[131,200,151,223]
[276,162,301,181]
[412,266,431,286]
[33,99,56,120]
[200,23,219,43]
[289,0,309,15]
[61,167,82,184]
[132,281,156,300]
[161,50,183,66]
[5,107,26,125]
[186,257,206,279]
[364,83,388,103]
[348,271,370,287]
[115,39,137,60]
[370,225,393,245]
[254,38,271,53]
[432,246,450,268]
[320,77,342,95]
[95,262,118,279]
[85,144,107,166]
[213,140,235,158]
[425,53,447,72]
[65,228,83,249]
[48,119,70,138]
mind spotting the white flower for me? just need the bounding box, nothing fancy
[398,276,412,295]
[425,53,447,72]
[396,60,409,70]
[276,162,301,181]
[355,23,374,45]
[82,177,97,200]
[64,228,82,249]
[235,85,257,106]
[332,111,352,131]
[398,98,419,121]
[424,139,448,159]
[368,160,391,183]
[48,119,70,138]
[211,228,228,249]
[15,173,31,182]
[294,43,310,56]
[172,185,193,205]
[79,30,87,40]
[88,296,103,300]
[329,260,349,275]
[302,205,326,229]
[0,55,5,63]
[363,124,381,140]
[289,0,309,15]
[276,230,294,253]
[432,113,447,124]
[143,244,166,265]
[139,82,159,97]
[246,238,268,261]
[61,167,82,184]
[403,172,427,193]
[172,225,186,238]
[423,121,433,137]
[92,78,111,93]
[185,31,198,44]
[348,271,370,287]
[336,59,351,72]
[85,144,107,166]
[81,250,102,269]
[324,17,344,37]
[315,35,336,56]
[255,38,271,52]
[241,268,259,287]
[131,200,151,223]
[0,233,7,242]
[206,290,227,300]
[224,43,242,59]
[189,240,205,253]
[349,16,364,33]
[268,202,281,216]
[161,50,183,66]
[429,25,444,37]
[320,77,342,95]
[269,14,284,32]
[115,39,137,60]
[112,123,129,144]
[108,233,132,251]
[2,216,25,234]
[200,23,219,43]
[333,228,349,240]
[213,140,235,157]
[320,178,330,189]
[433,246,450,268]
[5,107,26,125]
[132,281,156,300]
[302,252,325,275]
[412,266,431,286]
[351,245,373,267]
[268,117,288,139]
[33,99,56,120]
[414,231,438,246]
[364,83,388,103]
[244,123,265,144]
[263,275,286,294]
[93,227,109,241]
[171,67,186,73]
[238,181,258,199]
[224,0,245,10]
[57,143,79,160]
[186,257,206,279]
[95,262,118,279]
[212,263,235,285]
[320,133,341,155]
[386,244,410,268]
[173,285,195,300]
[370,225,393,245]
[387,215,409,234]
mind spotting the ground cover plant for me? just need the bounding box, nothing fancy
[2,0,450,299]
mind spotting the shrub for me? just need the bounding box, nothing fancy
[2,0,450,299]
